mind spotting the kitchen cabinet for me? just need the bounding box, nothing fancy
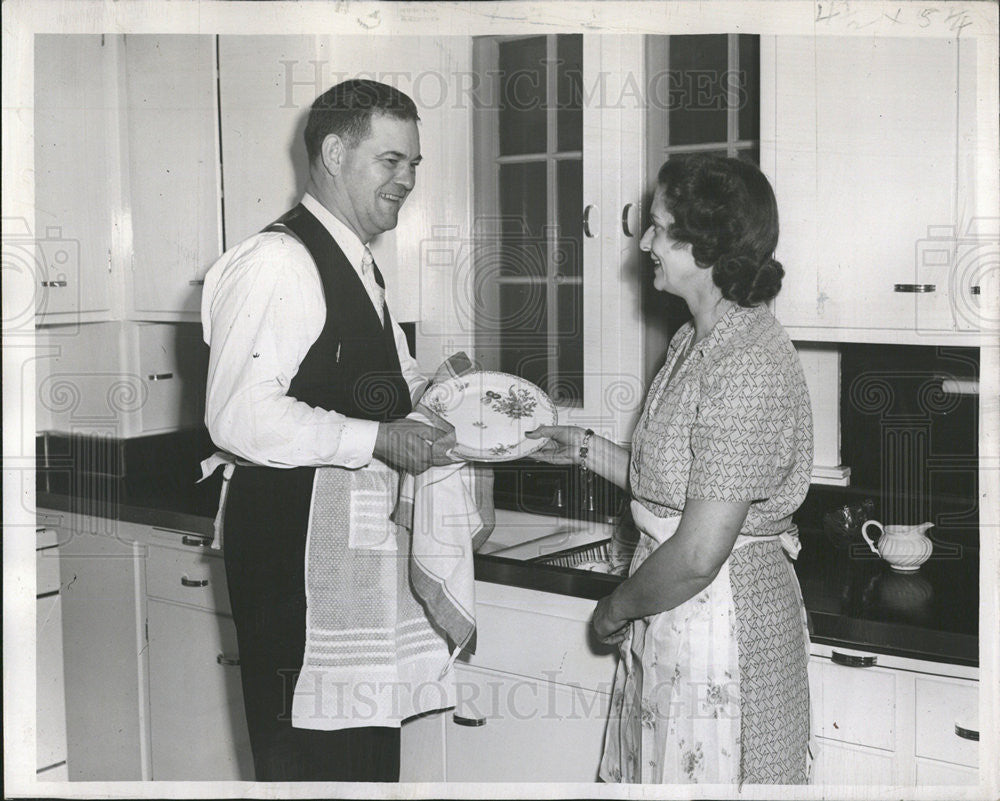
[471,36,645,443]
[33,34,117,323]
[34,321,208,438]
[217,35,470,330]
[446,664,610,782]
[145,596,252,780]
[401,580,617,782]
[55,516,147,780]
[123,35,222,321]
[36,528,67,780]
[808,643,979,786]
[762,36,980,344]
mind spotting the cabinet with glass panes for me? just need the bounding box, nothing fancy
[472,34,760,443]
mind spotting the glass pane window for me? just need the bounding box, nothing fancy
[476,34,584,405]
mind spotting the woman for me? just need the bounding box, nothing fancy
[528,154,813,785]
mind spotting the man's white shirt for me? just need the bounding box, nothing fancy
[201,193,425,468]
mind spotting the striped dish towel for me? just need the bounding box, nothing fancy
[393,353,495,662]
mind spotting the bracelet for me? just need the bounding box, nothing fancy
[579,428,595,472]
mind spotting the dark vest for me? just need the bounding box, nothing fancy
[263,204,412,422]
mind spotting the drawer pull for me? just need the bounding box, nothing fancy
[893,283,936,293]
[147,372,174,381]
[41,280,68,288]
[180,576,209,588]
[217,654,240,667]
[582,205,596,238]
[955,723,979,741]
[831,650,877,668]
[970,285,981,295]
[453,713,486,727]
[621,203,635,237]
[181,535,210,548]
[189,279,205,286]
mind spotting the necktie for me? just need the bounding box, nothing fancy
[362,246,385,326]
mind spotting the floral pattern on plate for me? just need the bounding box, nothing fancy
[419,371,557,462]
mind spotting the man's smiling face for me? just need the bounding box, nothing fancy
[332,113,421,243]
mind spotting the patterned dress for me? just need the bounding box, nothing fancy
[599,303,814,785]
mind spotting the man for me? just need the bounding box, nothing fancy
[201,80,456,782]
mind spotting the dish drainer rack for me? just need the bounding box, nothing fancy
[529,538,612,568]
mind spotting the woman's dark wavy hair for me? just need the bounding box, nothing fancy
[657,154,783,306]
[304,79,420,163]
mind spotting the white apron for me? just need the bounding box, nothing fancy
[599,501,805,784]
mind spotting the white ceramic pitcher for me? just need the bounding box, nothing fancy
[861,520,934,572]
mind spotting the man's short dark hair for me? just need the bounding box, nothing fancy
[304,79,420,162]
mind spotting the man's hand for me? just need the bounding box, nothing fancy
[374,418,460,474]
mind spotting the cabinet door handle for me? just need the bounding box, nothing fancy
[147,372,174,381]
[189,279,205,286]
[893,283,936,293]
[453,713,486,727]
[621,203,635,237]
[954,723,979,741]
[970,285,981,295]
[831,650,877,668]
[41,280,68,288]
[217,654,240,667]
[181,535,210,548]
[180,576,209,587]
[582,205,596,238]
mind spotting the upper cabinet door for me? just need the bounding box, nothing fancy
[217,36,473,328]
[471,35,645,443]
[216,36,315,249]
[764,36,978,343]
[34,35,116,321]
[124,35,221,319]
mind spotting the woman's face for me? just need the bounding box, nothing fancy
[639,188,701,297]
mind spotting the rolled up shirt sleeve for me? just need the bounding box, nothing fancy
[201,232,379,468]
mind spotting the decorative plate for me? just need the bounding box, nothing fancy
[421,371,557,462]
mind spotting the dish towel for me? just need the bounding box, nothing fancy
[293,459,459,730]
[392,352,496,666]
[292,352,495,730]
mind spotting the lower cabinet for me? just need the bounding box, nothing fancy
[808,645,979,786]
[143,538,252,780]
[57,519,146,780]
[401,580,618,783]
[445,664,611,782]
[146,599,253,780]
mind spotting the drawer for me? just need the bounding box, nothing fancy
[463,583,617,692]
[914,676,979,768]
[809,656,897,751]
[145,542,231,615]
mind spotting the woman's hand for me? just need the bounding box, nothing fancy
[592,594,630,644]
[524,425,586,465]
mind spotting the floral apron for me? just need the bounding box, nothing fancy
[599,501,805,784]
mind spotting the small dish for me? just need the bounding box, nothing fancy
[420,371,557,462]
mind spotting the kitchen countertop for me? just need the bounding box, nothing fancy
[37,483,979,668]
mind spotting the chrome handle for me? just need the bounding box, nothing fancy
[582,205,596,238]
[217,654,240,667]
[147,372,174,381]
[41,280,68,288]
[893,284,936,293]
[831,650,877,668]
[180,576,209,588]
[189,279,205,286]
[970,285,981,295]
[181,535,210,548]
[954,723,979,741]
[453,713,486,727]
[621,203,635,237]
